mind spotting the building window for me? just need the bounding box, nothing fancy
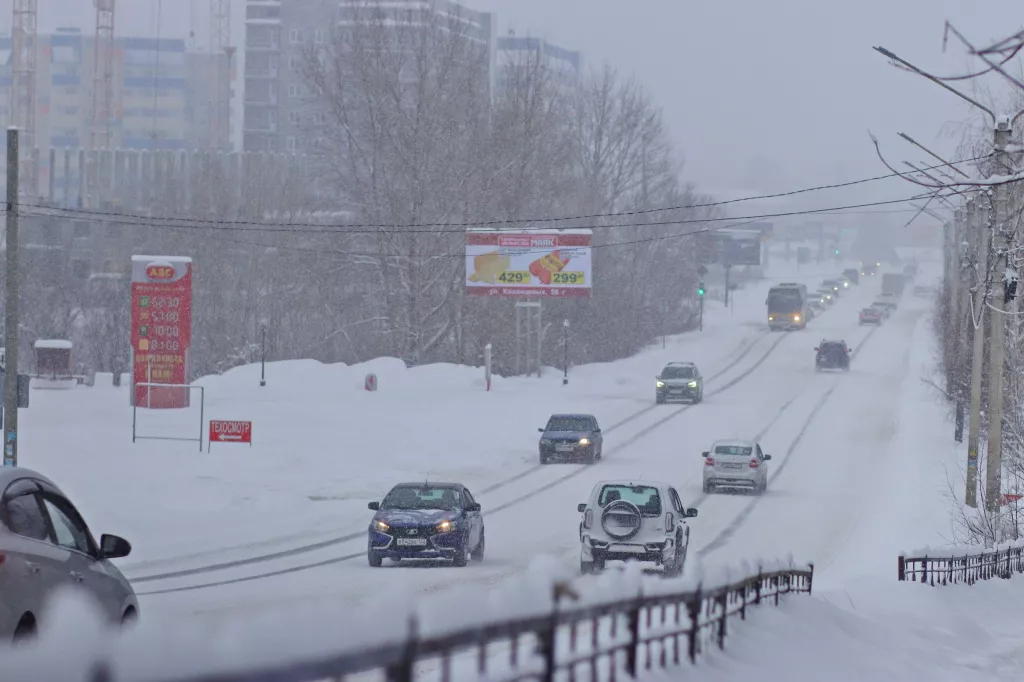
[286,136,296,152]
[288,111,300,125]
[289,29,301,44]
[290,55,301,71]
[288,84,300,98]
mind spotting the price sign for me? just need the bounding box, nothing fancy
[497,271,531,284]
[131,257,193,409]
[551,271,584,285]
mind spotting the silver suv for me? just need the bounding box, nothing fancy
[577,480,697,576]
[0,468,137,643]
[702,439,771,494]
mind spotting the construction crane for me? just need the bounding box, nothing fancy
[209,0,232,150]
[10,0,38,195]
[91,0,116,151]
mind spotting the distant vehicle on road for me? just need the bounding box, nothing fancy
[877,292,900,310]
[578,480,697,575]
[869,301,892,319]
[815,339,851,372]
[842,268,860,285]
[367,482,484,567]
[859,307,883,325]
[766,282,809,331]
[816,288,835,305]
[539,413,603,464]
[702,439,772,494]
[0,468,137,643]
[881,272,906,297]
[862,262,879,277]
[822,279,843,296]
[656,362,704,404]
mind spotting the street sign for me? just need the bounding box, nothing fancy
[131,256,194,409]
[208,420,252,450]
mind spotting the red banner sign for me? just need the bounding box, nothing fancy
[131,256,193,409]
[209,420,252,444]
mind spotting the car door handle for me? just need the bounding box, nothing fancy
[69,571,84,583]
[24,561,40,574]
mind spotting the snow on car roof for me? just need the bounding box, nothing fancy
[34,339,72,349]
[594,479,670,489]
[665,361,695,366]
[712,438,755,448]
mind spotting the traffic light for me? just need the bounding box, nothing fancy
[698,281,705,297]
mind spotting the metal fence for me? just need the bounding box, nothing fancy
[117,564,813,682]
[898,545,1024,586]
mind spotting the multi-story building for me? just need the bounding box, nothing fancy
[494,35,582,91]
[243,0,497,153]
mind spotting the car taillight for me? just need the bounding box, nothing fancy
[749,459,759,468]
[583,510,593,529]
[665,512,674,532]
[705,457,715,466]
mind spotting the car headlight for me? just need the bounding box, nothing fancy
[436,520,455,533]
[375,520,390,532]
[792,314,800,321]
[541,438,552,445]
[579,437,590,445]
[656,381,665,388]
[687,381,698,388]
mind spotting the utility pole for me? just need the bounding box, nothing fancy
[966,193,990,508]
[4,129,20,468]
[953,204,969,444]
[950,207,964,441]
[985,116,1014,516]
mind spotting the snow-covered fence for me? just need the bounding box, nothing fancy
[898,540,1024,586]
[5,563,813,682]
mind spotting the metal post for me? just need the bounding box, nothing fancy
[562,319,569,385]
[699,295,704,331]
[985,117,1013,516]
[3,128,19,468]
[259,324,266,387]
[724,265,731,308]
[967,193,990,508]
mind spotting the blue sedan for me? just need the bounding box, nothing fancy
[367,482,485,567]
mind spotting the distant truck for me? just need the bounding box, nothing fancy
[842,268,860,285]
[881,272,906,297]
[766,282,809,331]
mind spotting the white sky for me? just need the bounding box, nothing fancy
[2,0,1021,226]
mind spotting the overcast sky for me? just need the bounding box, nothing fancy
[3,0,1021,229]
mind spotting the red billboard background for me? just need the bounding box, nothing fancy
[130,256,193,409]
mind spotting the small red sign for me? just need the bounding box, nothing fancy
[146,265,175,280]
[209,420,252,444]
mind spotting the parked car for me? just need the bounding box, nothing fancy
[815,339,851,371]
[859,307,883,325]
[577,479,697,576]
[702,439,772,494]
[539,414,603,464]
[655,362,704,404]
[0,468,137,643]
[367,482,484,567]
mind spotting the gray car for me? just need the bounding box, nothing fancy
[0,467,137,642]
[702,439,771,494]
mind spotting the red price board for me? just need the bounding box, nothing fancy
[130,256,193,409]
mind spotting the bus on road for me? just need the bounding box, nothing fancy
[766,283,809,331]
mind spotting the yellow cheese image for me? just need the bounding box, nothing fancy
[468,252,510,284]
[138,339,150,351]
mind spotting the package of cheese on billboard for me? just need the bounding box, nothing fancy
[468,252,510,284]
[528,250,570,285]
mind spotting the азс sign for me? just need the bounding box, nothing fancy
[466,229,592,298]
[130,256,193,409]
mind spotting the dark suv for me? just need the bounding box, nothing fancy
[539,414,603,465]
[815,339,851,371]
[655,362,704,404]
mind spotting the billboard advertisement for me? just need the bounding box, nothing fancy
[466,230,592,298]
[130,256,193,409]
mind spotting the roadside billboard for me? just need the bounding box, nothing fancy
[130,256,193,409]
[466,229,592,298]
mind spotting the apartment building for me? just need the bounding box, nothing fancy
[494,35,582,90]
[243,0,497,153]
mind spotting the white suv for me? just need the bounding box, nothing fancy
[702,439,771,494]
[577,480,698,576]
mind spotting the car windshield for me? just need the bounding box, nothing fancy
[546,416,593,432]
[714,444,752,457]
[598,484,662,516]
[661,366,695,379]
[821,343,845,353]
[381,485,461,510]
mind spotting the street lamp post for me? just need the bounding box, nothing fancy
[562,319,570,385]
[259,322,267,387]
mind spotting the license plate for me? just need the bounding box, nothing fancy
[556,444,574,452]
[722,463,743,469]
[396,538,427,546]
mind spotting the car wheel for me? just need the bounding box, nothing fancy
[121,607,138,626]
[12,615,35,644]
[584,446,598,465]
[452,538,470,567]
[539,452,549,465]
[471,531,485,562]
[367,552,383,567]
[703,481,713,494]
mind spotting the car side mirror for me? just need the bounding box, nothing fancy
[466,502,481,512]
[594,428,601,433]
[814,347,819,352]
[577,503,587,513]
[763,454,772,461]
[685,508,698,518]
[701,451,709,457]
[538,427,545,433]
[99,534,132,560]
[368,501,380,510]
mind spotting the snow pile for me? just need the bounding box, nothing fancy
[904,536,1024,558]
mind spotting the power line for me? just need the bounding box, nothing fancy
[16,154,987,232]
